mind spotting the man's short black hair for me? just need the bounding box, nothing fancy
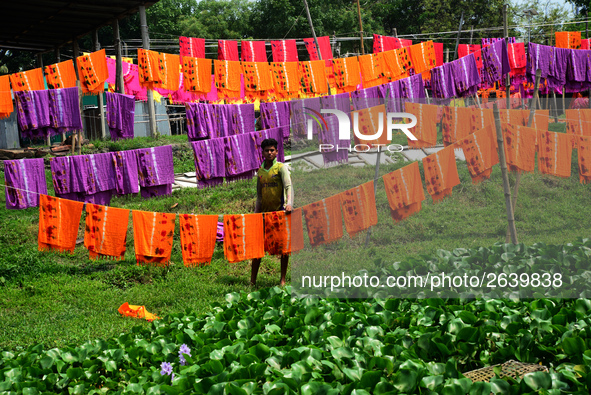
[261,138,278,150]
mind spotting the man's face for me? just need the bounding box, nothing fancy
[263,146,277,162]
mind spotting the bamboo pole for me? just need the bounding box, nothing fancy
[113,19,125,95]
[72,39,82,155]
[356,0,364,55]
[503,4,510,110]
[302,0,331,93]
[364,150,381,247]
[453,11,464,61]
[93,30,107,140]
[140,5,157,138]
[493,102,518,244]
[36,53,52,147]
[505,69,541,242]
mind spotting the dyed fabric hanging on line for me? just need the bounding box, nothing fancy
[136,146,175,198]
[241,40,268,62]
[132,210,176,266]
[555,31,581,49]
[339,181,378,238]
[10,68,44,92]
[422,145,461,203]
[264,211,289,256]
[179,213,219,266]
[383,161,425,223]
[84,204,130,260]
[332,56,361,93]
[271,40,298,62]
[404,102,438,148]
[538,130,572,178]
[179,36,205,59]
[409,41,436,75]
[106,92,135,141]
[358,53,386,89]
[286,208,305,253]
[298,60,328,94]
[576,135,591,184]
[303,36,333,65]
[182,57,212,93]
[302,195,343,246]
[502,123,538,173]
[38,195,84,254]
[223,213,265,263]
[269,62,301,99]
[77,49,109,94]
[4,158,47,210]
[44,60,77,89]
[214,60,242,99]
[0,75,13,119]
[460,124,499,184]
[218,40,239,61]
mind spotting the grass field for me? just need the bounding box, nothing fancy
[1,119,589,352]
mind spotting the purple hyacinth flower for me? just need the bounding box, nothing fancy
[160,362,173,376]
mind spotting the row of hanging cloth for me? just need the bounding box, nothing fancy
[36,120,590,266]
[185,102,255,140]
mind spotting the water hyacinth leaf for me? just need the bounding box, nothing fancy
[22,388,39,395]
[563,337,586,356]
[392,369,418,392]
[523,372,552,390]
[359,370,381,390]
[342,367,364,382]
[127,383,144,393]
[420,375,444,390]
[490,378,511,394]
[39,356,54,370]
[469,381,491,395]
[225,382,248,395]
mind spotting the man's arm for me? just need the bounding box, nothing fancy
[280,165,293,212]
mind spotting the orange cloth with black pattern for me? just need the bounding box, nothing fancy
[286,208,305,253]
[522,109,549,131]
[538,131,572,178]
[44,60,77,89]
[555,31,581,49]
[383,161,425,222]
[332,56,361,93]
[395,47,413,77]
[502,123,537,172]
[576,135,591,184]
[460,124,499,184]
[298,60,328,95]
[84,204,130,260]
[214,60,241,99]
[132,210,176,266]
[302,195,343,246]
[441,106,474,146]
[138,48,166,90]
[499,109,527,127]
[566,109,591,144]
[38,195,84,254]
[409,41,436,74]
[242,62,273,100]
[422,145,461,202]
[469,108,495,134]
[179,214,218,267]
[379,50,406,82]
[223,213,265,263]
[339,181,378,238]
[10,68,45,92]
[182,57,212,93]
[270,62,300,99]
[352,104,389,147]
[0,75,13,119]
[358,53,385,88]
[77,49,109,94]
[264,211,289,255]
[405,102,439,147]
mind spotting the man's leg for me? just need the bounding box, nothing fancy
[251,258,262,286]
[280,254,289,286]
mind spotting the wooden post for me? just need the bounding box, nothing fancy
[553,92,558,121]
[72,39,83,155]
[503,4,511,110]
[364,150,381,247]
[36,53,52,147]
[506,69,541,242]
[562,86,566,116]
[93,30,107,140]
[493,102,518,244]
[140,5,157,138]
[453,11,464,61]
[55,47,67,142]
[113,19,125,94]
[470,26,473,45]
[302,0,331,93]
[356,0,365,55]
[446,48,449,63]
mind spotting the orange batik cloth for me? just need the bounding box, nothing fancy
[499,109,527,127]
[264,211,289,255]
[502,123,538,172]
[77,49,109,94]
[179,214,218,267]
[395,47,414,77]
[0,76,13,119]
[405,102,438,147]
[38,195,84,254]
[138,48,165,90]
[153,53,180,91]
[44,60,77,89]
[409,41,436,74]
[555,31,581,49]
[298,60,328,95]
[522,109,549,131]
[352,104,389,147]
[576,135,591,184]
[118,302,159,322]
[286,208,305,253]
[566,109,591,146]
[332,56,361,93]
[379,50,405,82]
[214,60,242,99]
[270,62,300,99]
[84,204,130,260]
[223,213,265,263]
[182,57,212,93]
[358,53,385,88]
[422,145,461,202]
[339,181,378,238]
[469,108,495,134]
[132,211,176,266]
[242,62,273,100]
[460,124,499,184]
[441,106,473,146]
[302,195,343,246]
[383,161,425,222]
[538,131,572,178]
[10,68,44,92]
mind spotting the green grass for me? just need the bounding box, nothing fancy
[0,120,588,352]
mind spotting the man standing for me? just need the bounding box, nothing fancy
[252,138,293,286]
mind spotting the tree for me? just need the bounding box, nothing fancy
[511,0,573,44]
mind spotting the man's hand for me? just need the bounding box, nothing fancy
[285,204,293,213]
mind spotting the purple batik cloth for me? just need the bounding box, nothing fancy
[398,74,426,100]
[260,101,291,135]
[381,80,402,112]
[547,47,569,93]
[50,156,71,195]
[482,37,516,47]
[212,104,232,139]
[224,133,258,181]
[251,128,286,163]
[106,92,135,141]
[482,39,510,86]
[4,158,47,210]
[112,150,139,195]
[46,88,82,136]
[186,103,214,141]
[50,156,90,203]
[452,53,481,97]
[229,103,255,135]
[527,42,552,83]
[86,152,117,205]
[430,63,457,99]
[136,145,174,198]
[15,90,51,139]
[567,48,590,83]
[351,86,382,110]
[319,92,350,165]
[290,97,322,136]
[191,138,226,188]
